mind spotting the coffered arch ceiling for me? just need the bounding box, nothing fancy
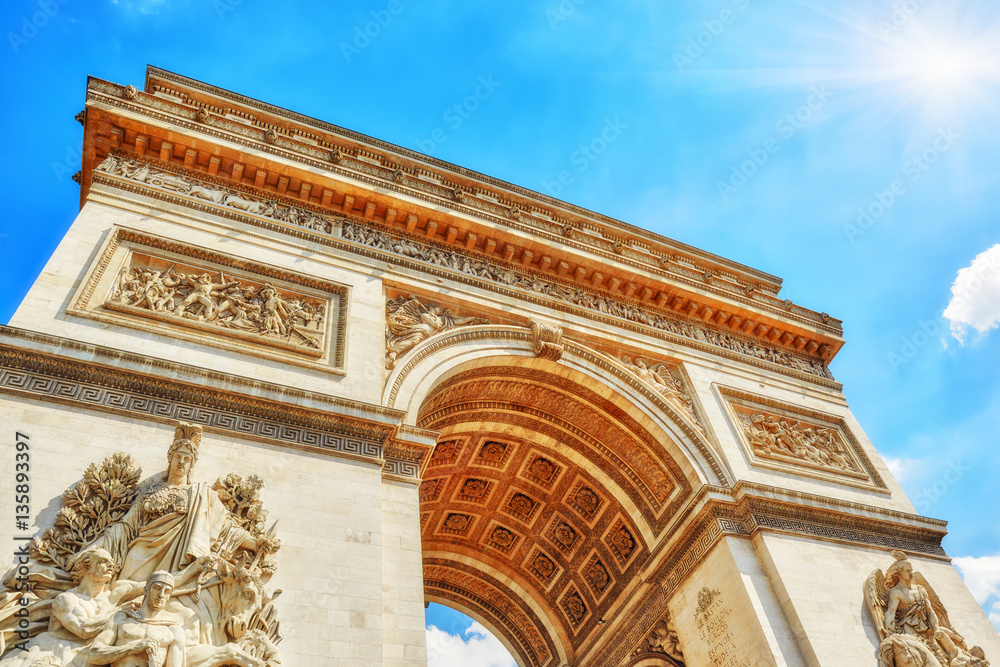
[404,331,724,666]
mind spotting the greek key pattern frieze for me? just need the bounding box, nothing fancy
[0,361,385,464]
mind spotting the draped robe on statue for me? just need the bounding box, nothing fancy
[92,476,250,582]
[88,475,252,645]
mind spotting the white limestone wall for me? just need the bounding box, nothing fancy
[754,532,1000,666]
[669,536,806,667]
[0,394,416,666]
[380,479,429,666]
[8,195,387,405]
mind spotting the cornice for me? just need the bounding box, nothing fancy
[141,68,784,287]
[0,327,432,477]
[85,156,840,387]
[80,72,846,359]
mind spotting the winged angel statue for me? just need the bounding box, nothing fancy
[864,551,990,666]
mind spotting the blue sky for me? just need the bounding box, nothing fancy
[1,1,998,662]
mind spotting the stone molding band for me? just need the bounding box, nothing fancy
[0,330,423,479]
[112,71,841,339]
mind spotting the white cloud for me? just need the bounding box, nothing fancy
[954,553,1000,631]
[943,244,1000,343]
[882,455,924,484]
[426,621,517,667]
[953,554,1000,605]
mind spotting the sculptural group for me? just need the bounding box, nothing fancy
[0,423,282,667]
[865,551,990,667]
[111,260,326,350]
[740,411,856,472]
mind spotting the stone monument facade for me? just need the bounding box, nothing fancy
[0,67,996,666]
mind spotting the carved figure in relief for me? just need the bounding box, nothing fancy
[86,571,186,667]
[110,258,326,351]
[174,274,240,320]
[384,296,488,368]
[634,614,685,665]
[864,551,990,667]
[741,412,858,473]
[620,356,701,429]
[0,550,144,667]
[0,423,282,667]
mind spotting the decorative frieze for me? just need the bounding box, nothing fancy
[345,221,835,380]
[96,154,337,233]
[0,340,393,469]
[71,228,347,371]
[719,387,887,491]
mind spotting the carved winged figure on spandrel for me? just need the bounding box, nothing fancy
[864,551,990,667]
[0,422,282,667]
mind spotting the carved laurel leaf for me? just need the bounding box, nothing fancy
[62,482,91,508]
[28,452,142,569]
[213,473,268,537]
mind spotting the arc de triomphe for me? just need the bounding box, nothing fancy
[0,67,996,667]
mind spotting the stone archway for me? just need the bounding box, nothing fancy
[385,325,728,666]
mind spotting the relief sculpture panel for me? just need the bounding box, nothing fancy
[719,387,886,490]
[71,228,347,371]
[108,253,328,355]
[0,423,282,667]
